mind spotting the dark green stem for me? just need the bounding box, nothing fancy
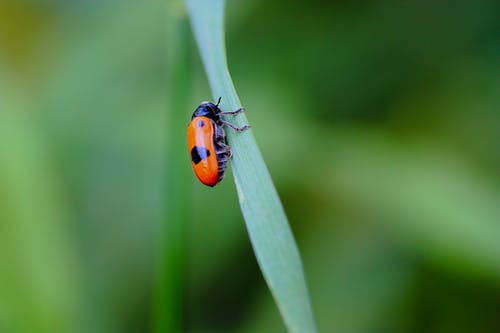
[152,4,191,333]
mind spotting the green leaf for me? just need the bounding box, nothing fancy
[184,1,317,332]
[153,3,191,333]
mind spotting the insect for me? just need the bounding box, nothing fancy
[187,97,250,187]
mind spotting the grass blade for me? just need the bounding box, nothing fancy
[153,3,191,333]
[184,1,317,332]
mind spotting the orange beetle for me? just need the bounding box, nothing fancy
[187,98,249,187]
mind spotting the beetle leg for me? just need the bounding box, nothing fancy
[219,107,245,115]
[220,119,250,132]
[215,141,232,159]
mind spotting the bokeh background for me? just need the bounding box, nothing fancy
[1,0,499,332]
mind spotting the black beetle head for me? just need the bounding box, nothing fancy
[192,97,222,120]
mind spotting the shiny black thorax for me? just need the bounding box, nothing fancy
[192,102,222,125]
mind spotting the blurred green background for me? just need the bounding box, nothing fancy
[0,0,499,333]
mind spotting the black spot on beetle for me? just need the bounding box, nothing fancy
[191,146,210,164]
[198,120,205,127]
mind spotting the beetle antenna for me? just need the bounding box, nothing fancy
[216,96,222,107]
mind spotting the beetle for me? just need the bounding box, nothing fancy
[187,97,249,187]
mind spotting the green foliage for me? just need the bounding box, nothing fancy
[153,3,191,333]
[0,1,499,333]
[184,1,317,332]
